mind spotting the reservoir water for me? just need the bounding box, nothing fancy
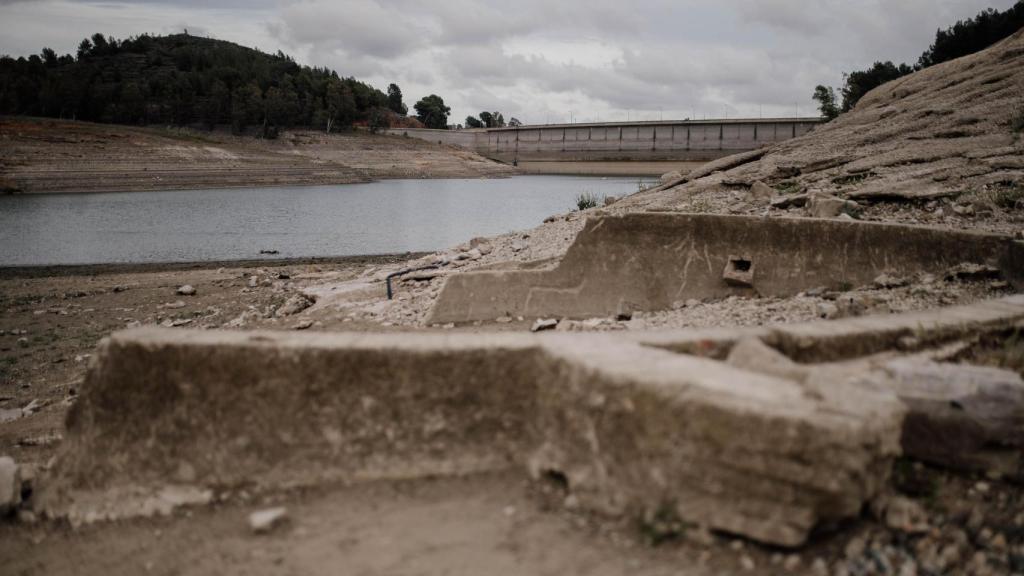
[0,175,652,267]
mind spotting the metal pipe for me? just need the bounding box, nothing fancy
[386,265,441,300]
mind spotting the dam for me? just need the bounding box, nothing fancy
[386,118,822,166]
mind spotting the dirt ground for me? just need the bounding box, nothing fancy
[0,117,517,194]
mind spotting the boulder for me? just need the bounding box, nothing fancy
[749,181,774,202]
[176,285,196,296]
[807,193,861,219]
[861,359,1024,477]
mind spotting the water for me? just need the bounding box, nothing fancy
[0,176,651,267]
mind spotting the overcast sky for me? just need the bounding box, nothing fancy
[0,0,1017,124]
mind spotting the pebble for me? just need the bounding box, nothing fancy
[739,555,755,571]
[248,507,288,534]
[176,285,196,296]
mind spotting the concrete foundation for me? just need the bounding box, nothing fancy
[428,213,1024,324]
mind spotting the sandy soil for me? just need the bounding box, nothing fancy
[0,117,517,194]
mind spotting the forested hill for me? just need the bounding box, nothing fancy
[0,33,405,134]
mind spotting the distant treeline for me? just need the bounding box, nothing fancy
[815,1,1024,118]
[0,33,413,135]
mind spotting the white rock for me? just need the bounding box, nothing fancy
[0,456,21,516]
[511,241,528,253]
[249,506,288,534]
[176,285,196,296]
[531,318,558,332]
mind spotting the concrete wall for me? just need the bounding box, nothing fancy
[428,213,1024,324]
[386,118,821,163]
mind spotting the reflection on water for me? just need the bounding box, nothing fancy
[0,175,652,266]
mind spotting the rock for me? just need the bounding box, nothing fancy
[816,302,840,319]
[882,496,929,534]
[531,318,558,332]
[740,555,756,571]
[176,285,196,296]
[836,213,856,221]
[164,300,187,310]
[749,181,775,202]
[249,507,288,534]
[477,243,493,256]
[726,338,809,383]
[275,294,314,317]
[865,358,1024,477]
[510,241,528,253]
[603,195,619,206]
[0,456,21,516]
[770,193,809,209]
[807,193,861,219]
[292,320,314,330]
[660,170,683,184]
[406,269,443,281]
[945,262,1000,281]
[465,248,482,261]
[874,273,908,289]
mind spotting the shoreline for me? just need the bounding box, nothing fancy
[0,253,426,279]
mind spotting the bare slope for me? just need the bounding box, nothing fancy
[0,117,515,194]
[619,27,1024,234]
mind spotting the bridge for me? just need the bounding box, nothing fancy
[386,117,821,165]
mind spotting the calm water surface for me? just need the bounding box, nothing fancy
[0,176,651,266]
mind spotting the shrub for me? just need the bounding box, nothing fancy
[575,192,600,210]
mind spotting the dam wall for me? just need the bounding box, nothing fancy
[387,118,821,163]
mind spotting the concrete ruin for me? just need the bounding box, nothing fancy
[42,294,1024,547]
[428,213,1024,324]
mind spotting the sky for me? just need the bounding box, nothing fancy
[0,0,1017,125]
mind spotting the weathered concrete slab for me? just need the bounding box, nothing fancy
[428,213,1024,324]
[47,327,904,547]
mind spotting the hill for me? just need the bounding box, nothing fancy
[0,33,400,135]
[620,27,1024,236]
[0,116,515,193]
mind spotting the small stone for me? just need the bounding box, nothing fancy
[783,555,802,571]
[495,316,513,324]
[510,241,527,253]
[531,318,558,332]
[292,320,314,330]
[176,285,196,296]
[465,248,482,261]
[0,456,21,516]
[810,557,828,575]
[165,300,187,309]
[884,496,929,534]
[874,273,908,289]
[740,555,756,571]
[248,507,288,534]
[275,294,314,317]
[845,535,867,559]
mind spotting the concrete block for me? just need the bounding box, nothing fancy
[47,327,904,547]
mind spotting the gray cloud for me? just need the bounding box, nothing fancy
[1,0,1019,124]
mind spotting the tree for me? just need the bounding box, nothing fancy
[508,117,522,127]
[478,111,494,127]
[413,94,450,129]
[368,107,390,133]
[386,83,407,115]
[840,61,913,112]
[465,115,484,128]
[41,48,58,67]
[812,85,839,120]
